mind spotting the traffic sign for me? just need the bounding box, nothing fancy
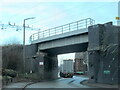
[116,17,120,20]
[39,62,44,65]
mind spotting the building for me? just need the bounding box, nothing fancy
[74,52,88,74]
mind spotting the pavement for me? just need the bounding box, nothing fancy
[80,79,119,88]
[0,75,2,90]
[2,82,33,88]
[75,75,119,88]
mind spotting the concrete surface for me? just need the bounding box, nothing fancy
[81,79,119,88]
[3,75,119,89]
[25,76,91,88]
[31,28,88,44]
[2,76,91,89]
[88,22,120,84]
[2,82,33,89]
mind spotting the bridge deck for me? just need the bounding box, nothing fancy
[31,28,88,44]
[30,18,95,44]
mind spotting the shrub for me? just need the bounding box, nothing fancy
[2,69,17,78]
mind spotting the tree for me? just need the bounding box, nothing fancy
[2,44,23,73]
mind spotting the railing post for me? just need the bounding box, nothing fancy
[90,18,92,25]
[30,36,32,42]
[62,26,63,33]
[49,29,50,36]
[33,35,34,41]
[77,21,78,30]
[86,19,87,28]
[43,31,44,38]
[69,24,70,31]
[55,28,56,35]
[93,20,95,25]
[38,33,39,39]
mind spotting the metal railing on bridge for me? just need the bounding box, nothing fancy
[30,18,95,42]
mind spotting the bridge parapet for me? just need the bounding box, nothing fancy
[30,18,95,42]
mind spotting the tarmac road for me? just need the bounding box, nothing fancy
[2,76,93,90]
[25,76,91,89]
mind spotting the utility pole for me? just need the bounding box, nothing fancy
[23,17,35,74]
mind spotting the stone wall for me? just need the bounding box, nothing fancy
[25,44,58,81]
[25,44,37,73]
[88,22,119,84]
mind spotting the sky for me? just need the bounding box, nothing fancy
[0,1,118,44]
[0,0,119,64]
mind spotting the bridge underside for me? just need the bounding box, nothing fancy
[40,42,88,55]
[35,42,88,80]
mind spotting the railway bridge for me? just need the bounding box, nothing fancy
[26,18,119,84]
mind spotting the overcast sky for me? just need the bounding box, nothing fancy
[0,0,118,44]
[0,0,119,63]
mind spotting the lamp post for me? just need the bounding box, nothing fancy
[23,17,35,74]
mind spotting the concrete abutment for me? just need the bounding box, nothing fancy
[88,22,120,85]
[34,51,58,80]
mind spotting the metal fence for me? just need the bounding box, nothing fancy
[30,18,95,42]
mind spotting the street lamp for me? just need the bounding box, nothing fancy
[23,17,35,74]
